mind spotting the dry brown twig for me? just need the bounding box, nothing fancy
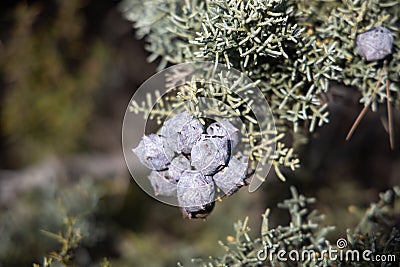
[346,60,395,150]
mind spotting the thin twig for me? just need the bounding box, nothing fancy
[386,76,395,149]
[346,62,386,141]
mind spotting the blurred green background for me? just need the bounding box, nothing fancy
[0,1,399,266]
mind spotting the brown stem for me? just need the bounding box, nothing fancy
[346,62,386,141]
[386,76,395,150]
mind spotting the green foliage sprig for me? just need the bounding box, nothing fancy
[121,0,336,181]
[346,186,400,265]
[197,186,400,267]
[122,0,400,182]
[193,187,334,266]
[34,216,84,267]
[30,179,111,267]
